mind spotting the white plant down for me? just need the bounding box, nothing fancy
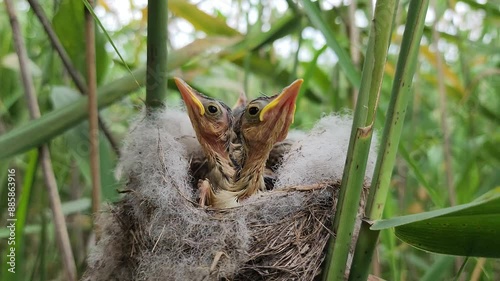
[85,107,378,280]
[276,113,378,188]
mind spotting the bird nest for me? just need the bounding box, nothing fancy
[82,109,375,281]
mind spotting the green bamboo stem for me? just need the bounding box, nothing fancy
[348,0,430,279]
[322,0,399,279]
[0,67,145,160]
[145,0,168,110]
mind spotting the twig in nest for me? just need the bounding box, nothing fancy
[152,224,166,253]
[209,251,229,272]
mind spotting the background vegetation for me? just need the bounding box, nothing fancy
[0,0,498,280]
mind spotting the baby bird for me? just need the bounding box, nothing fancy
[231,79,303,200]
[174,78,235,207]
[176,78,302,208]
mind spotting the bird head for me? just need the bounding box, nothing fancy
[174,78,233,158]
[238,79,303,152]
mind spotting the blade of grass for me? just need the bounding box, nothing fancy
[82,0,141,89]
[298,45,327,100]
[321,0,399,279]
[400,144,444,206]
[223,12,302,61]
[454,256,469,281]
[169,0,239,36]
[14,149,38,281]
[420,256,455,281]
[301,0,361,87]
[0,198,92,239]
[232,54,323,103]
[349,0,430,279]
[294,45,328,125]
[38,212,48,281]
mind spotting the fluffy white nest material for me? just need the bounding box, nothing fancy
[82,108,377,281]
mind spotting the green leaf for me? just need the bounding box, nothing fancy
[59,198,91,215]
[0,66,144,160]
[169,0,240,36]
[420,256,455,281]
[298,45,327,102]
[14,149,38,280]
[372,188,500,258]
[52,0,108,84]
[301,0,361,87]
[0,198,91,239]
[50,86,118,201]
[1,53,42,76]
[399,144,444,207]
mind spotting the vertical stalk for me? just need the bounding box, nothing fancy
[4,1,77,280]
[84,0,101,236]
[27,0,120,157]
[301,0,361,88]
[348,0,430,280]
[146,0,169,110]
[322,0,399,279]
[431,0,455,206]
[348,0,360,105]
[431,0,460,273]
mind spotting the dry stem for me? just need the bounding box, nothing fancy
[4,1,77,280]
[84,0,102,238]
[27,0,121,156]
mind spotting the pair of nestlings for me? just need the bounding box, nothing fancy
[174,78,303,209]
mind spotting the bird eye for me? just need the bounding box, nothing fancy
[207,105,218,114]
[248,106,259,116]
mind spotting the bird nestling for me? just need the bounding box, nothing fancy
[174,78,236,207]
[175,78,302,208]
[231,79,303,200]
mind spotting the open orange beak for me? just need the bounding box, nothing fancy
[260,79,303,123]
[174,77,205,116]
[258,79,303,142]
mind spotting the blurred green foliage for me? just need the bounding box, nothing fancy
[0,0,498,280]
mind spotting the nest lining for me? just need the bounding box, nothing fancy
[82,108,375,281]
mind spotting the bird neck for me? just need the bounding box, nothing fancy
[202,142,234,191]
[232,147,269,198]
